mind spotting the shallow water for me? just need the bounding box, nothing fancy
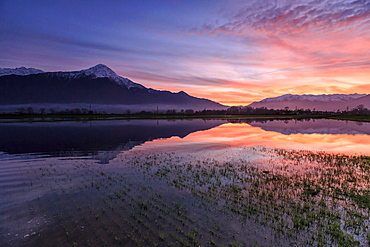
[0,118,369,246]
[1,118,368,159]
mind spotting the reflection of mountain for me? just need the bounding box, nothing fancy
[0,119,225,163]
[246,119,370,135]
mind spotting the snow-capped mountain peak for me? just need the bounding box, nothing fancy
[260,94,368,103]
[0,67,44,76]
[81,64,145,89]
[0,64,145,90]
[54,64,145,90]
[249,93,370,111]
[82,64,120,80]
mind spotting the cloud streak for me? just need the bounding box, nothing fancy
[191,0,370,36]
[0,1,369,105]
[177,0,370,104]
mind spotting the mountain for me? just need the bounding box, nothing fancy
[351,95,370,108]
[0,64,226,113]
[48,64,145,89]
[258,94,367,103]
[248,94,370,111]
[0,67,44,76]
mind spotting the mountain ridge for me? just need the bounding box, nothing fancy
[249,93,370,111]
[260,93,367,103]
[0,64,227,113]
[46,64,145,90]
[0,67,44,76]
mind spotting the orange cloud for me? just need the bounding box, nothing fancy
[172,1,370,105]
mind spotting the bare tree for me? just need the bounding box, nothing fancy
[357,104,364,110]
[185,109,194,115]
[26,107,34,114]
[18,108,25,114]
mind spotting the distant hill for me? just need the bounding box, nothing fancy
[248,94,370,111]
[0,64,227,113]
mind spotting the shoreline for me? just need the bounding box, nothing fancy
[0,113,369,123]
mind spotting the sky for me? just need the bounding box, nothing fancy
[1,0,370,105]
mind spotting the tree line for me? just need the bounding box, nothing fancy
[10,104,370,116]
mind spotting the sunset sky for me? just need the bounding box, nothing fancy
[1,0,370,105]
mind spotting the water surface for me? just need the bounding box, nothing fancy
[0,118,369,159]
[0,118,369,246]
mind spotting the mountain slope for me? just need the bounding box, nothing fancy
[259,94,366,103]
[351,95,370,108]
[0,64,226,112]
[249,94,370,111]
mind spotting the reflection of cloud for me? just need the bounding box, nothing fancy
[143,121,370,155]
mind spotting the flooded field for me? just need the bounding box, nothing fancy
[0,119,369,246]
